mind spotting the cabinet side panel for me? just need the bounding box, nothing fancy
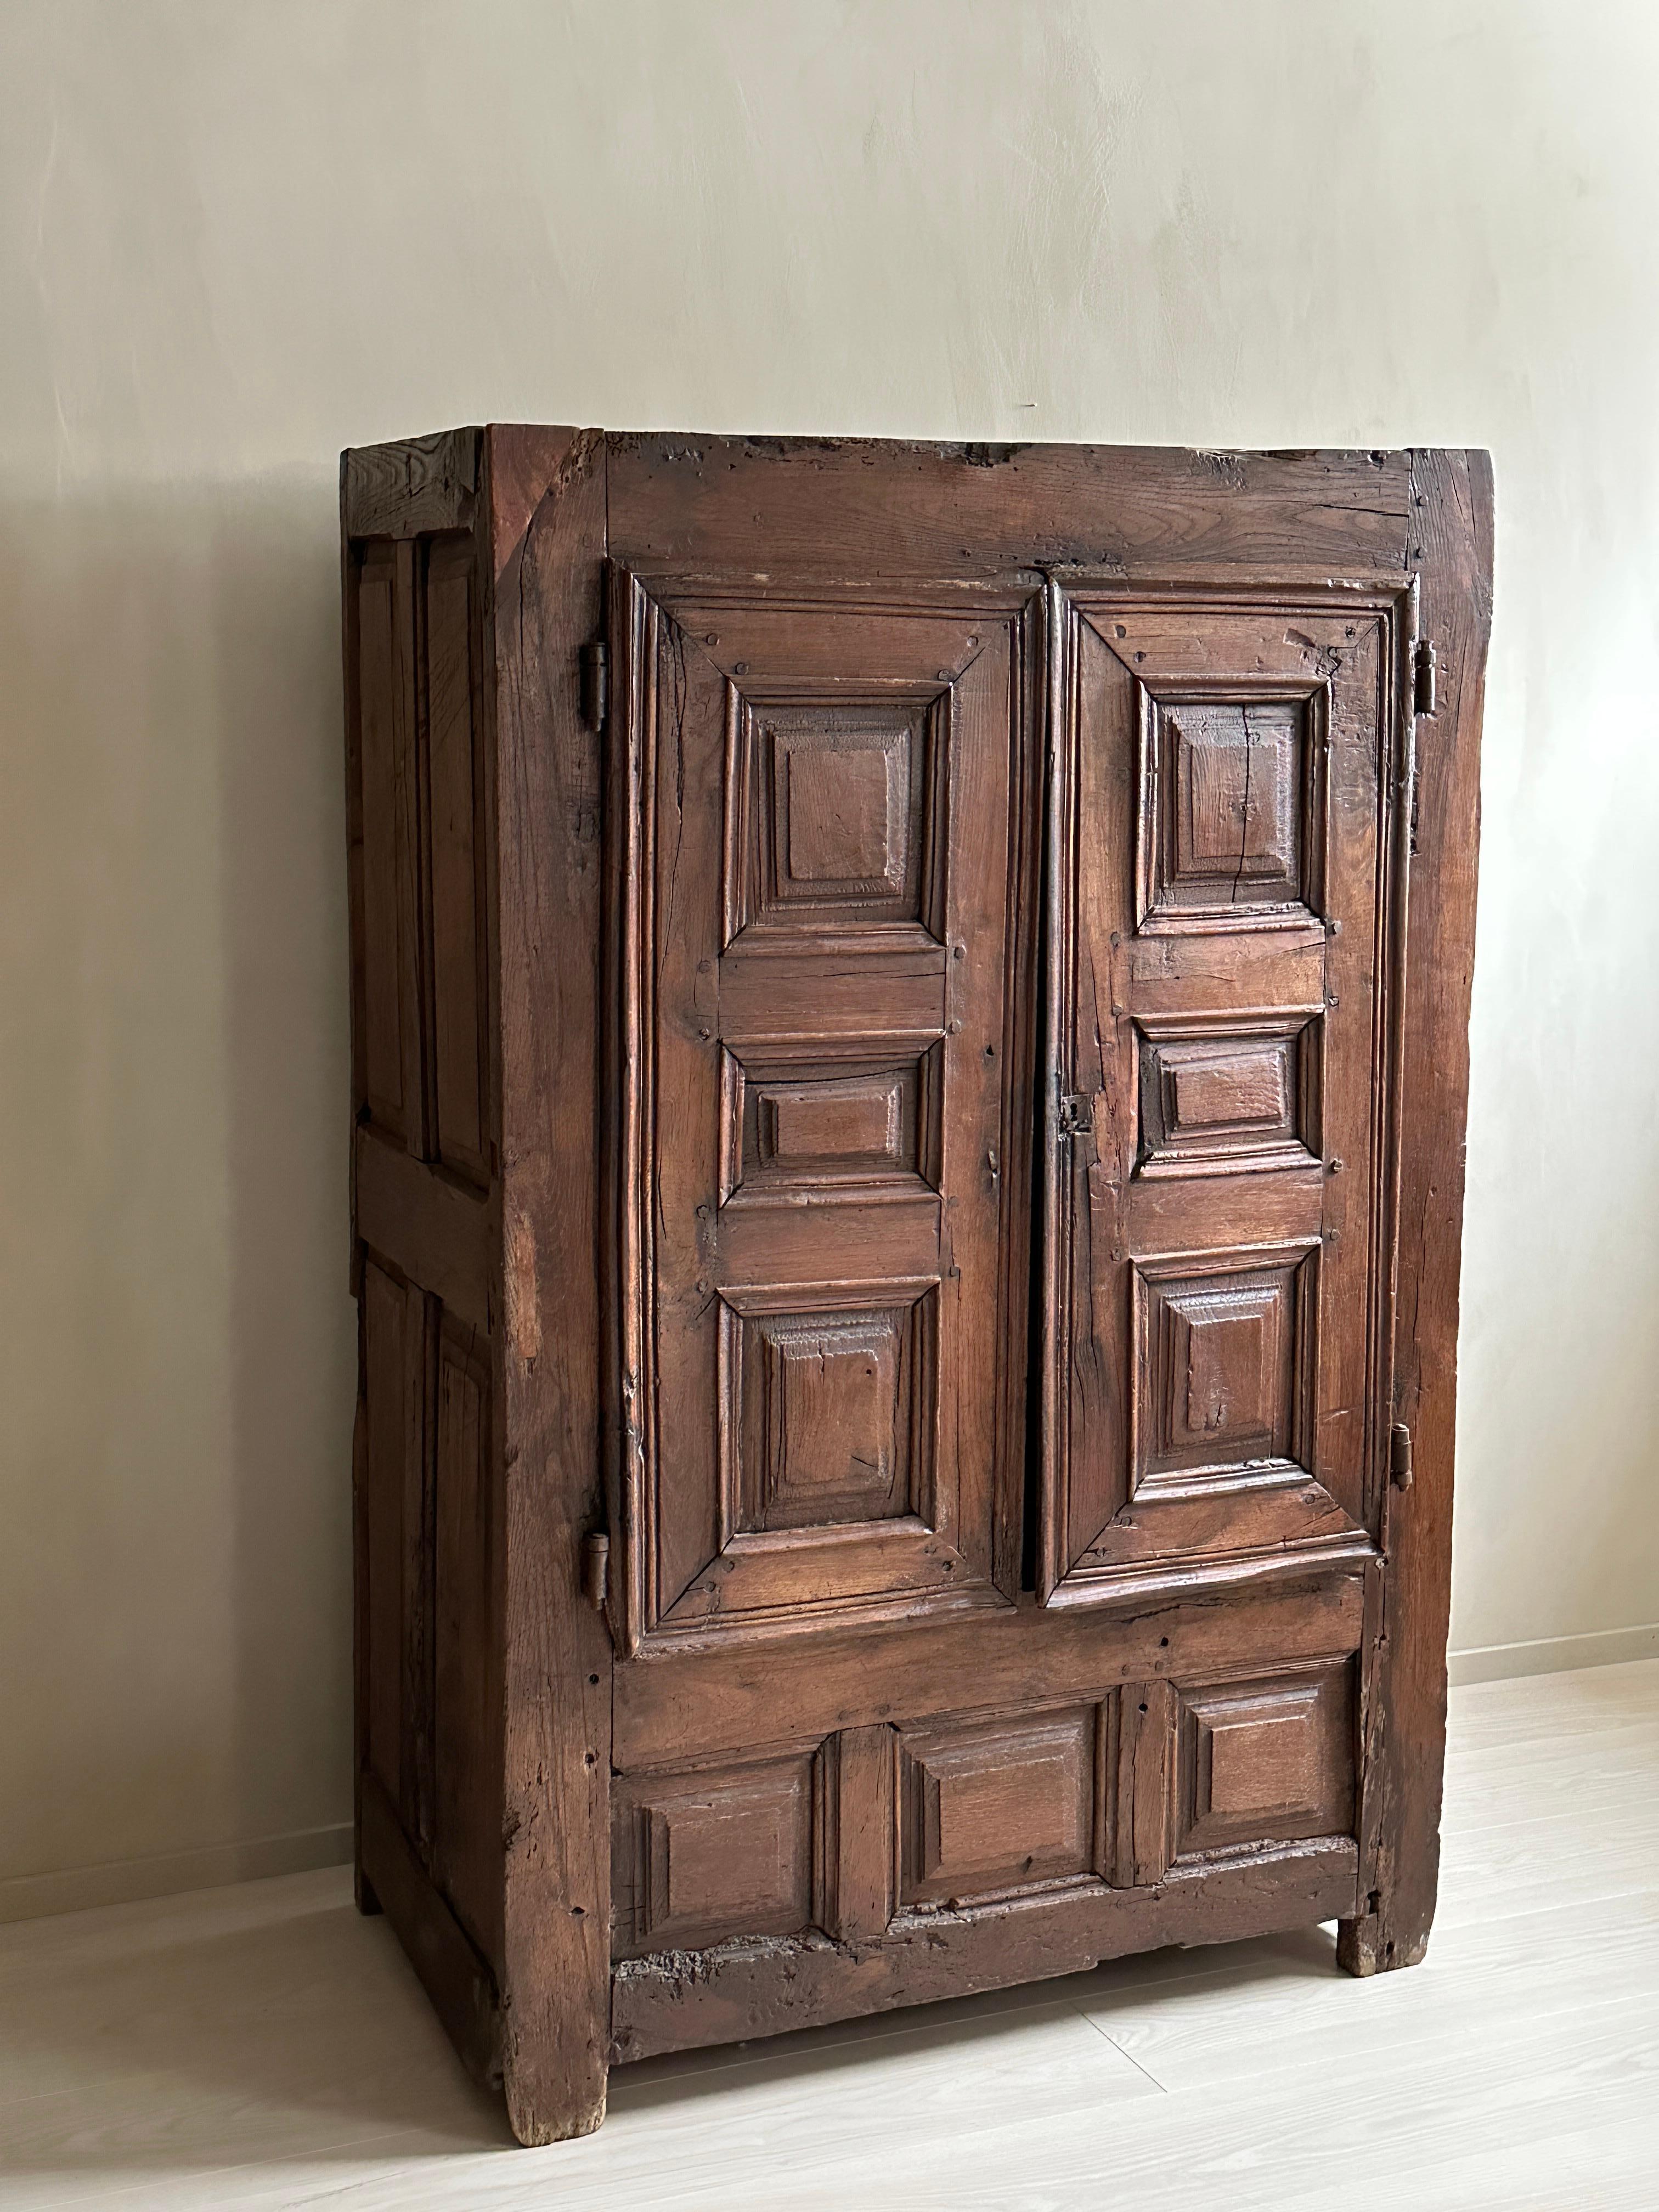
[433,1312,501,1963]
[344,432,507,2033]
[426,537,492,1187]
[352,541,422,1146]
[362,1256,422,1824]
[487,423,612,2147]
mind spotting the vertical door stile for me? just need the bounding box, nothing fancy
[1039,576,1076,1602]
[605,563,650,1658]
[1375,573,1421,1547]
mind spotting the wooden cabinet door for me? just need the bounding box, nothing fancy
[608,571,1041,1652]
[1040,582,1415,1601]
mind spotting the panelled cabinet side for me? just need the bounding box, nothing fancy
[340,428,509,2090]
[1340,449,1494,1974]
[482,424,613,2147]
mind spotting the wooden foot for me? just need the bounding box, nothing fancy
[504,2073,608,2148]
[1336,1904,1430,1978]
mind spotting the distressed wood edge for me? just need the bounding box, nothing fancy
[604,433,1417,506]
[1339,447,1493,1976]
[1037,579,1076,1598]
[605,435,1417,575]
[343,428,482,540]
[486,422,614,2146]
[483,423,595,585]
[359,1768,502,2087]
[610,1840,1358,2062]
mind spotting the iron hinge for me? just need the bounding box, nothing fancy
[582,1528,611,1611]
[1390,1421,1414,1491]
[1056,1093,1093,1138]
[1412,638,1437,719]
[580,639,608,731]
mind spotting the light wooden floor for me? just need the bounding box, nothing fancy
[1,1660,1655,2211]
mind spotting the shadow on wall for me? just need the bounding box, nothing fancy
[0,476,357,1887]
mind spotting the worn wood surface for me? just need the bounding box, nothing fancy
[1338,449,1494,1977]
[485,424,613,2145]
[340,428,1488,2145]
[345,429,481,540]
[606,437,1413,575]
[354,1126,493,1335]
[607,570,1042,1650]
[340,429,520,2113]
[610,1841,1357,2062]
[614,1576,1364,1766]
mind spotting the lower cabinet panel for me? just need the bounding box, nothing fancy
[1173,1660,1355,1865]
[899,1705,1102,1907]
[611,1752,817,1957]
[608,1593,1363,2035]
[610,1838,1359,2063]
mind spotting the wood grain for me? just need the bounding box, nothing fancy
[345,429,481,540]
[1338,449,1494,1977]
[484,422,614,2144]
[610,1841,1358,2061]
[354,1126,493,1335]
[606,436,1412,576]
[614,1576,1365,1767]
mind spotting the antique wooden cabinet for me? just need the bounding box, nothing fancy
[340,430,1491,2145]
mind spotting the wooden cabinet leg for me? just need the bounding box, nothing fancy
[1336,1898,1431,1977]
[496,1542,612,2145]
[504,2038,608,2147]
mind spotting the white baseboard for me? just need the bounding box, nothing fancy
[1448,1622,1659,1687]
[0,1822,353,1926]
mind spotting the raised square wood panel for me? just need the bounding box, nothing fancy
[730,696,944,938]
[724,1284,936,1532]
[1109,1654,1358,1885]
[1147,697,1320,926]
[764,1073,902,1167]
[723,1045,940,1199]
[898,1707,1101,1906]
[1173,1660,1356,1863]
[1136,1013,1321,1178]
[611,572,1040,1649]
[1135,1245,1317,1489]
[612,1752,816,1957]
[1042,588,1412,1601]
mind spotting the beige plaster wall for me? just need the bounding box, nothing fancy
[3,0,1655,1904]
